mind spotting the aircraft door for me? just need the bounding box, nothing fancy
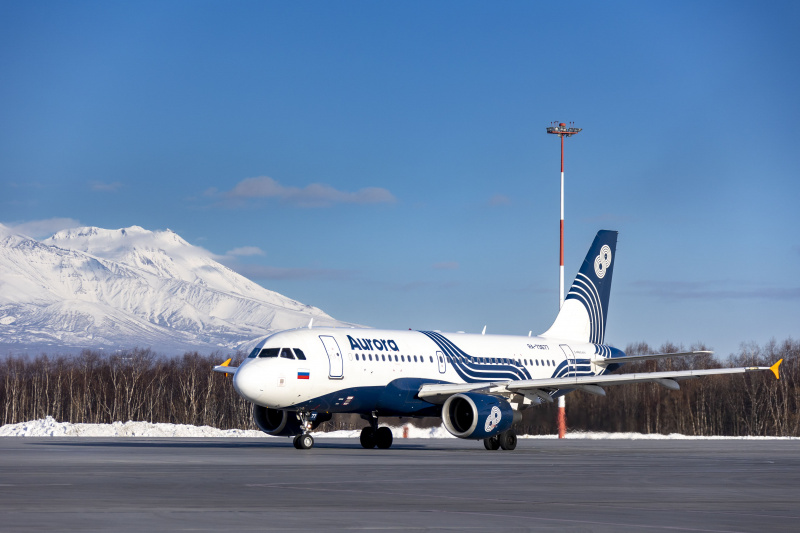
[560,344,576,377]
[436,351,446,374]
[319,335,344,379]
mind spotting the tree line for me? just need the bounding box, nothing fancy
[1,338,797,436]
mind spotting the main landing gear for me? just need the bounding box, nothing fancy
[483,429,517,451]
[359,414,393,449]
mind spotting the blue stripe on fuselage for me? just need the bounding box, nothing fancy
[420,331,535,383]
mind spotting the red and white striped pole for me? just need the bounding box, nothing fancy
[546,122,581,440]
[559,131,565,310]
[557,130,566,440]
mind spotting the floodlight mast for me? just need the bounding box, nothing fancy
[546,122,582,309]
[546,121,581,440]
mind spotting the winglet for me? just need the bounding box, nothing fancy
[220,358,232,367]
[770,359,783,380]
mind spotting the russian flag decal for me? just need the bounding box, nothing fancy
[297,370,310,380]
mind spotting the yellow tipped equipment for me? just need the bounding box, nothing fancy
[770,359,783,380]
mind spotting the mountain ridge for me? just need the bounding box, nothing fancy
[0,224,358,355]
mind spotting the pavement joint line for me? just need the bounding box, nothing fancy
[435,510,751,533]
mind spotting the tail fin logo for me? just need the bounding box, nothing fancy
[594,245,612,279]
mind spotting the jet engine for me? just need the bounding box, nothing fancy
[253,405,303,436]
[253,405,331,436]
[442,392,520,439]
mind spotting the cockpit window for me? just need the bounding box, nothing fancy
[280,348,295,360]
[258,348,280,358]
[294,348,307,360]
[248,347,261,358]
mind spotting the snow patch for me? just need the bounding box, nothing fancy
[1,418,796,440]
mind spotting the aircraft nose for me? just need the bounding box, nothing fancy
[233,363,265,404]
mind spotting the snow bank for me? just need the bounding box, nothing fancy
[0,417,454,439]
[0,417,796,439]
[0,417,266,438]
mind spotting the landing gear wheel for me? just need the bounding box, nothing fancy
[296,433,314,450]
[360,427,376,449]
[483,435,500,450]
[375,427,393,449]
[498,430,517,451]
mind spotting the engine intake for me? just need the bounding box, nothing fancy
[253,405,303,436]
[252,405,332,437]
[442,393,520,439]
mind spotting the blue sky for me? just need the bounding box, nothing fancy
[1,1,798,358]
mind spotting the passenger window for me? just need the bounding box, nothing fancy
[259,348,280,358]
[401,355,405,362]
[429,356,433,363]
[368,354,373,361]
[381,354,386,361]
[413,355,417,362]
[294,348,307,360]
[280,348,295,359]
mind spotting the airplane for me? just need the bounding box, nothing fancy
[213,230,782,450]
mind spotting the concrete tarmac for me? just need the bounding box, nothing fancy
[0,437,797,532]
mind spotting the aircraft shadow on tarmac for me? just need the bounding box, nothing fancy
[26,439,431,450]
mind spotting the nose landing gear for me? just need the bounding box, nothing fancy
[292,411,316,450]
[293,433,314,449]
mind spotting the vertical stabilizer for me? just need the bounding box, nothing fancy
[542,230,618,344]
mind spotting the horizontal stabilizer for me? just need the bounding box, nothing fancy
[213,358,237,374]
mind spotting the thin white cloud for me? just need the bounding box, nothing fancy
[89,181,123,192]
[631,280,800,300]
[221,176,396,208]
[5,218,82,239]
[226,246,265,257]
[226,263,354,281]
[488,194,511,207]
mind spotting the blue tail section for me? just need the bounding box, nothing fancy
[543,230,618,344]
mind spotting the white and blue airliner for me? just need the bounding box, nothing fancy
[214,231,782,450]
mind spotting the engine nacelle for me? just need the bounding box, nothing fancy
[253,405,303,436]
[442,393,520,439]
[252,405,333,437]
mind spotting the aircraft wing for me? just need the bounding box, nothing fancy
[417,360,782,405]
[593,350,713,365]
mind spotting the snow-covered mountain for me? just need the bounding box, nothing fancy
[0,224,358,354]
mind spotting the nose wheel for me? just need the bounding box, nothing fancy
[292,411,316,450]
[293,433,314,450]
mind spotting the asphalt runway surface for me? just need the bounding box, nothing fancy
[0,437,797,532]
